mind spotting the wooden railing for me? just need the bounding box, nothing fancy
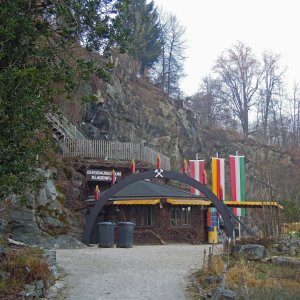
[47,110,88,141]
[60,138,171,170]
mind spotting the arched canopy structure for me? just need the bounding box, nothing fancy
[83,169,235,245]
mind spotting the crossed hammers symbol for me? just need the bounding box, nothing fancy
[155,169,163,178]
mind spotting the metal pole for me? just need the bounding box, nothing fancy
[238,216,241,239]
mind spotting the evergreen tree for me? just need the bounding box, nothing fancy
[0,0,129,198]
[118,0,161,76]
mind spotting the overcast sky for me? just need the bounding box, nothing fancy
[154,0,300,96]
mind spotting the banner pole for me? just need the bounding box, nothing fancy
[238,216,241,239]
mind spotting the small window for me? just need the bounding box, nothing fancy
[132,206,153,227]
[170,206,191,226]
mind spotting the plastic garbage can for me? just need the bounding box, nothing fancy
[98,222,115,248]
[117,222,135,248]
[91,224,99,244]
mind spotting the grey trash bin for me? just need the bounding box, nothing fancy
[98,222,115,248]
[117,222,135,248]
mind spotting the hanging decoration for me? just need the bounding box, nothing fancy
[189,160,206,195]
[183,159,187,174]
[131,159,136,174]
[111,169,116,185]
[229,155,246,217]
[211,157,225,200]
[156,154,161,169]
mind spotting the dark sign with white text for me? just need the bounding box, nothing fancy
[86,169,122,182]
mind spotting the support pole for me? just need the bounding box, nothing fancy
[238,216,241,240]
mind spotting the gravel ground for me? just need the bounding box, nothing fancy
[56,244,218,300]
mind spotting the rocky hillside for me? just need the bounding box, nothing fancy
[57,52,300,209]
[57,52,202,171]
[2,52,299,247]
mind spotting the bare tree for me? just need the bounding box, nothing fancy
[185,76,237,130]
[288,83,300,145]
[151,12,186,98]
[166,14,186,97]
[259,51,286,142]
[213,42,262,136]
[153,9,170,90]
[269,86,290,147]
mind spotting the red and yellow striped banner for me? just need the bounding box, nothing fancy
[211,157,225,200]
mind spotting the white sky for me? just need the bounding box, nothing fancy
[154,0,300,96]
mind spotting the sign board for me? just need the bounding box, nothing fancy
[86,169,122,182]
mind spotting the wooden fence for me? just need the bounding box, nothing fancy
[281,222,300,234]
[60,138,171,170]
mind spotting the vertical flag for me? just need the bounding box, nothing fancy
[111,169,116,185]
[156,154,161,169]
[211,157,225,200]
[189,160,206,195]
[210,156,225,243]
[183,159,187,174]
[229,155,246,217]
[131,159,136,174]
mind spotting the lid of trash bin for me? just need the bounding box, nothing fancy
[97,222,115,225]
[117,222,135,225]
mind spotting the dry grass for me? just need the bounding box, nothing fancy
[198,256,222,277]
[227,257,300,289]
[196,254,300,299]
[0,245,52,299]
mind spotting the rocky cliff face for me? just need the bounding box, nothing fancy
[57,53,202,170]
[55,52,300,220]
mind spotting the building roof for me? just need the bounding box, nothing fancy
[98,180,282,209]
[104,180,205,200]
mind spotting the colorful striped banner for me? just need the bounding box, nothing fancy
[189,160,206,195]
[211,157,225,200]
[229,155,246,217]
[207,207,219,227]
[207,207,218,243]
[210,157,225,243]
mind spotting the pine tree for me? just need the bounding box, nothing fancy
[118,0,161,76]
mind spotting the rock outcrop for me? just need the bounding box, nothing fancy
[2,168,86,249]
[57,54,202,170]
[232,244,267,260]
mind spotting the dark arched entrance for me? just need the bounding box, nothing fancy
[82,169,234,245]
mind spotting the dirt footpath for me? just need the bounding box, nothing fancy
[57,244,215,300]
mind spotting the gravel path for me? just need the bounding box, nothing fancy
[57,244,217,300]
